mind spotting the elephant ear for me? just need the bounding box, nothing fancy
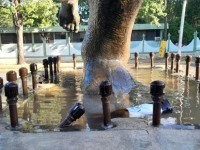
[58,0,80,33]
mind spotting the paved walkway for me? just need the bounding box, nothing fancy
[0,118,200,150]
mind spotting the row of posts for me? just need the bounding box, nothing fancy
[42,54,76,83]
[134,52,200,80]
[0,55,63,129]
[0,54,79,129]
[42,56,61,83]
[0,63,38,129]
[99,80,165,128]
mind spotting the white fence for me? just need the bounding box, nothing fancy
[1,37,200,59]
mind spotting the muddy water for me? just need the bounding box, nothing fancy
[129,68,200,126]
[2,67,200,132]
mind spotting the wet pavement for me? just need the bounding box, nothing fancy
[1,57,200,150]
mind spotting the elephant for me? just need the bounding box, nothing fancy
[58,0,143,95]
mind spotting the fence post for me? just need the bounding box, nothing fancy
[142,33,145,53]
[193,31,198,52]
[167,33,171,52]
[31,32,35,52]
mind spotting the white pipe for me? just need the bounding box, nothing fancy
[178,0,187,55]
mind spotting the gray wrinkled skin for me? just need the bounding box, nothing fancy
[83,59,135,95]
[59,0,143,95]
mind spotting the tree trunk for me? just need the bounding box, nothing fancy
[13,0,25,64]
[16,25,25,64]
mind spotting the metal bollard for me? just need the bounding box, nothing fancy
[59,103,85,128]
[0,77,3,113]
[5,82,19,129]
[195,56,200,81]
[199,83,200,93]
[170,53,176,71]
[185,55,192,77]
[99,81,115,129]
[19,67,28,97]
[30,63,37,91]
[134,52,139,68]
[6,71,17,82]
[57,56,61,72]
[175,54,181,73]
[150,80,165,126]
[165,52,170,70]
[149,52,154,68]
[43,59,49,82]
[48,56,53,77]
[53,56,57,74]
[72,54,76,69]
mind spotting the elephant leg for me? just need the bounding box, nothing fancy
[82,0,143,95]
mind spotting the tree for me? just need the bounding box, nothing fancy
[21,0,58,27]
[0,0,58,64]
[169,20,194,45]
[186,0,200,31]
[0,1,13,27]
[166,0,200,44]
[135,0,166,25]
[76,0,166,26]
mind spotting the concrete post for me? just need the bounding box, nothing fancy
[193,31,198,52]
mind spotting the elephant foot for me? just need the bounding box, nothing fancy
[82,59,136,95]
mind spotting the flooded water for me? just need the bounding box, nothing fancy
[129,68,200,126]
[1,65,200,132]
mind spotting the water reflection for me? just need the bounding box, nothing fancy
[130,68,200,126]
[83,94,130,130]
[3,66,200,132]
